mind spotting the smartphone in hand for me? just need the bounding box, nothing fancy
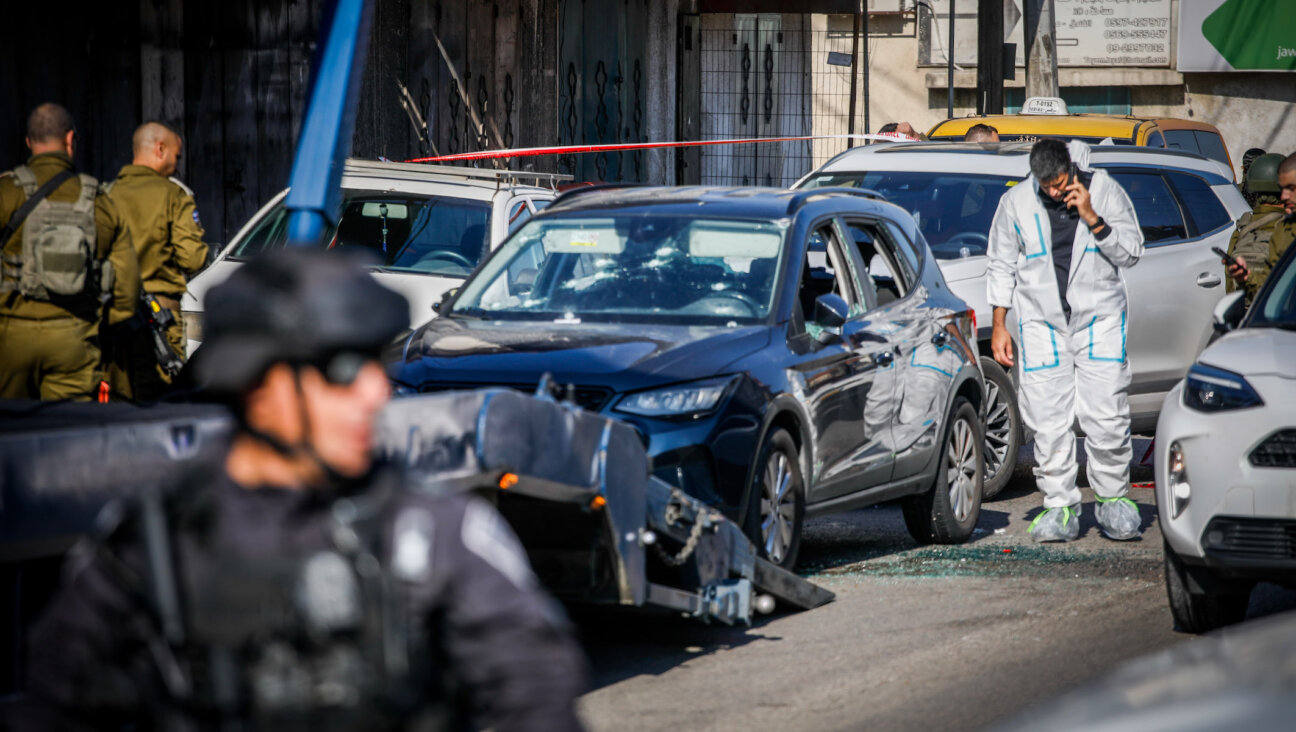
[1212,245,1240,269]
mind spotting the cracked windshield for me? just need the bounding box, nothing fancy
[453,215,786,323]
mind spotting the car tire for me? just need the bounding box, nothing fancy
[745,429,805,570]
[903,396,984,544]
[980,356,1022,500]
[1163,541,1251,633]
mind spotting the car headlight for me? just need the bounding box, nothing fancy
[1167,441,1190,519]
[1183,363,1263,412]
[614,376,736,418]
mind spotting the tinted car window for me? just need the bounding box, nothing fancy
[1107,171,1187,244]
[1193,131,1230,166]
[232,193,491,277]
[1166,172,1231,237]
[1145,130,1165,148]
[802,171,1015,260]
[1251,250,1296,327]
[1163,130,1200,155]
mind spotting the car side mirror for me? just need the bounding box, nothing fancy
[1211,291,1245,333]
[433,287,459,313]
[813,293,849,343]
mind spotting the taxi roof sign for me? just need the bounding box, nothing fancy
[1020,97,1069,115]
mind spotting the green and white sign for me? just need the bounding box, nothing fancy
[1178,0,1296,72]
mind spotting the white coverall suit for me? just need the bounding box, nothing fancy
[985,141,1145,510]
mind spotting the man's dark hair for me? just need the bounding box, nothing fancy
[1242,147,1266,172]
[878,122,899,134]
[1029,139,1071,181]
[26,103,75,144]
[1279,152,1296,179]
[966,123,999,142]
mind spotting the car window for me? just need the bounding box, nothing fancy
[1193,131,1230,166]
[834,219,879,312]
[231,192,492,277]
[1107,171,1187,244]
[507,198,535,234]
[802,223,862,318]
[1166,172,1231,238]
[841,218,911,307]
[1145,130,1165,148]
[453,214,787,325]
[1163,130,1200,155]
[800,171,1016,261]
[1250,250,1296,328]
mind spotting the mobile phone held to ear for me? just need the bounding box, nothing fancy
[1212,245,1240,269]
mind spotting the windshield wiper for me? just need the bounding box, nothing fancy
[449,307,489,320]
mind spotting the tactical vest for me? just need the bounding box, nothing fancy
[137,475,441,731]
[1233,210,1285,261]
[0,165,111,301]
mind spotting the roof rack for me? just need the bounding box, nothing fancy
[786,187,888,215]
[344,158,573,188]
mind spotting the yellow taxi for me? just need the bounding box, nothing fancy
[927,97,1235,178]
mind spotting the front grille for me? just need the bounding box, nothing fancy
[417,382,613,413]
[1250,429,1296,468]
[1201,516,1296,561]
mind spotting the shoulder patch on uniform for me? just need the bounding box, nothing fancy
[461,498,536,590]
[392,506,435,582]
[168,176,195,196]
[192,209,202,226]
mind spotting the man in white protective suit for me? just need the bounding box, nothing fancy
[986,139,1145,542]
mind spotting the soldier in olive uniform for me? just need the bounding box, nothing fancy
[1229,152,1296,299]
[104,121,209,401]
[0,103,140,401]
[1225,153,1288,306]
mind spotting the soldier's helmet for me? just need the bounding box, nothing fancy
[193,249,409,394]
[1245,153,1286,195]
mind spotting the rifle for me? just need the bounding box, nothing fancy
[140,293,184,377]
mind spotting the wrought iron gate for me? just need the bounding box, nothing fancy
[557,0,649,182]
[686,13,868,188]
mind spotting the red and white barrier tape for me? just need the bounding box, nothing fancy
[406,133,915,164]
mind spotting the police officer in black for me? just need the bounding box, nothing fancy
[18,250,588,731]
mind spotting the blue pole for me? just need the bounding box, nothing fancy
[284,0,374,247]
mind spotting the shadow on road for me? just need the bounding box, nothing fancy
[569,604,790,691]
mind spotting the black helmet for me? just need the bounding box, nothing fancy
[1246,153,1285,195]
[193,249,409,393]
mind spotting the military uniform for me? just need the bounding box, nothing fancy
[104,164,209,401]
[1226,197,1287,305]
[1265,215,1296,275]
[0,152,139,401]
[19,460,589,731]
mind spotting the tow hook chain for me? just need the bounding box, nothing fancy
[652,493,720,567]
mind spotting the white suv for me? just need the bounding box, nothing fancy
[795,142,1248,496]
[1156,244,1296,633]
[182,160,568,355]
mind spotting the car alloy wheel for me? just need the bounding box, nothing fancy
[947,415,979,522]
[746,429,804,570]
[979,356,1021,500]
[903,396,983,544]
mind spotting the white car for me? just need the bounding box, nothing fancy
[182,159,568,355]
[795,142,1249,496]
[1156,242,1296,633]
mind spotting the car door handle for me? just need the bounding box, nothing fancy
[1196,272,1222,288]
[874,350,894,367]
[931,332,948,347]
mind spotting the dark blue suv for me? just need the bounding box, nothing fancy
[389,187,985,567]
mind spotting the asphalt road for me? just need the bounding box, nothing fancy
[574,437,1296,731]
